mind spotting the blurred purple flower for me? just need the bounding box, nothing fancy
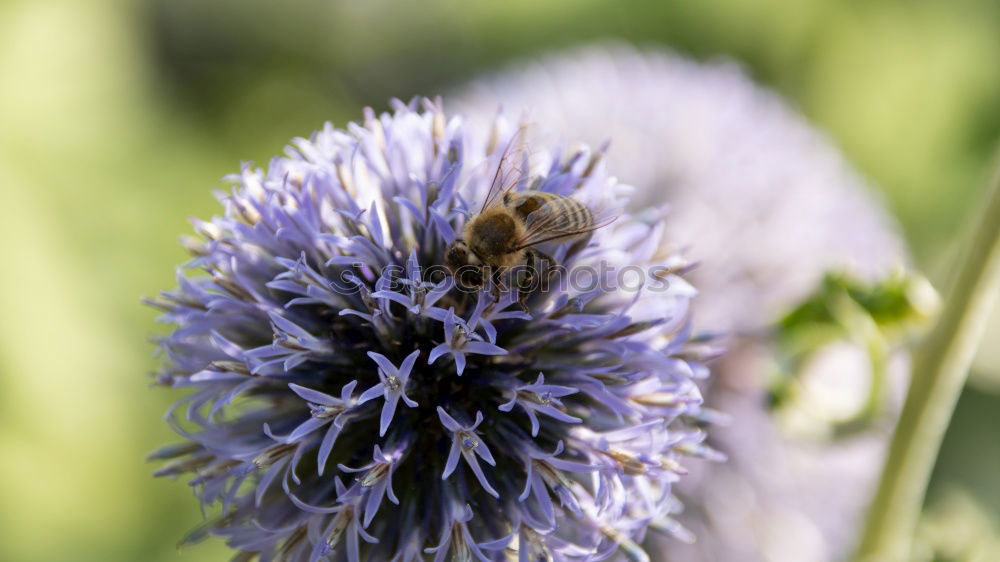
[452,45,909,562]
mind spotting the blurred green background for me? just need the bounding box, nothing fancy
[1,0,998,560]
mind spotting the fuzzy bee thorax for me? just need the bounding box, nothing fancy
[464,209,526,262]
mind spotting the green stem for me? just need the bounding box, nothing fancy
[855,163,1000,561]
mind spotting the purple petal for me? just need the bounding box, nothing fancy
[518,460,533,501]
[436,406,462,432]
[336,462,372,474]
[479,533,514,551]
[442,308,457,340]
[430,209,455,243]
[367,351,399,376]
[424,528,452,561]
[363,481,385,527]
[317,421,344,476]
[393,196,426,226]
[498,394,517,412]
[546,456,599,473]
[287,416,328,442]
[461,527,492,562]
[346,518,360,562]
[536,404,583,425]
[358,383,385,405]
[398,349,420,379]
[480,321,498,344]
[475,441,496,466]
[385,472,399,504]
[379,393,401,436]
[286,489,341,514]
[457,503,475,523]
[466,293,489,329]
[463,342,507,356]
[531,471,554,525]
[401,392,419,408]
[424,278,453,308]
[424,306,450,322]
[405,248,420,281]
[371,290,415,310]
[339,308,374,322]
[357,521,379,544]
[526,408,540,437]
[462,452,499,499]
[442,438,462,480]
[427,344,449,365]
[255,456,289,507]
[366,201,385,247]
[339,380,358,402]
[267,310,315,342]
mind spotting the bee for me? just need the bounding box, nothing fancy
[445,134,614,309]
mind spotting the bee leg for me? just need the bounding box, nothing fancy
[489,266,505,305]
[516,288,531,313]
[517,249,555,312]
[529,248,556,287]
[514,252,534,312]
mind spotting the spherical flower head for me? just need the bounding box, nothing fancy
[451,45,909,562]
[147,98,720,561]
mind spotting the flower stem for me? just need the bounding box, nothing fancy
[855,161,1000,561]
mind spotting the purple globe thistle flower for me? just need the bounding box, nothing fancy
[451,45,917,562]
[147,98,720,561]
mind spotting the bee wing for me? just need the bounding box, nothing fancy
[515,201,617,250]
[479,125,532,213]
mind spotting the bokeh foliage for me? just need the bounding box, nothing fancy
[0,0,998,560]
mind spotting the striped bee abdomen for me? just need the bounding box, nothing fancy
[511,191,594,241]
